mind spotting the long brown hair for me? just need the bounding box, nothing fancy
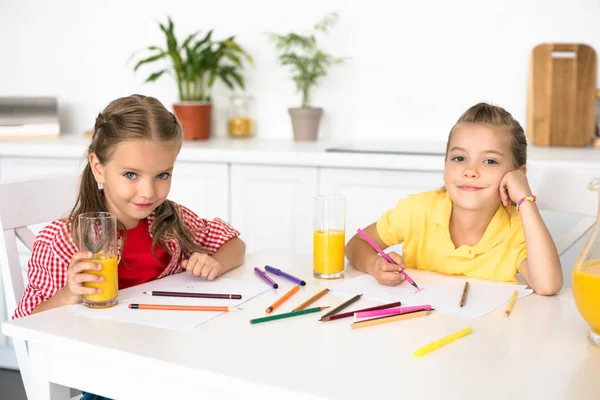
[70,94,206,257]
[446,102,527,168]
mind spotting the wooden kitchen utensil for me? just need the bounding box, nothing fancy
[527,43,597,147]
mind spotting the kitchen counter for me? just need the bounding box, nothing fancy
[1,135,599,171]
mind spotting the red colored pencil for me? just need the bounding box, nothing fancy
[320,301,402,322]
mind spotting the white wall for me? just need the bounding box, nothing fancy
[1,0,599,142]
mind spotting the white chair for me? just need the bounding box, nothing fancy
[0,174,80,399]
[529,165,600,286]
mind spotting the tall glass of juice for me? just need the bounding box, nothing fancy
[313,195,346,279]
[573,178,600,345]
[78,212,119,308]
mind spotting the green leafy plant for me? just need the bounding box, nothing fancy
[133,17,253,102]
[268,13,346,108]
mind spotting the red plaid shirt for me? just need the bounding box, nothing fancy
[13,201,240,318]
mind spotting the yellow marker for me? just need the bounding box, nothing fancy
[505,290,518,317]
[413,327,473,357]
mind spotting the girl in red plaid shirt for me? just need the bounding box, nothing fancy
[14,94,246,321]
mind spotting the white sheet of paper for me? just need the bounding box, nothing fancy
[330,270,533,318]
[69,273,269,331]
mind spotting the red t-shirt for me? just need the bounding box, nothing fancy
[118,218,172,289]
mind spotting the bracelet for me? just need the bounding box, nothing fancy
[515,194,537,210]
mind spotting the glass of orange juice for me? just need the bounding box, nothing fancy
[313,195,346,279]
[78,212,119,308]
[572,178,600,345]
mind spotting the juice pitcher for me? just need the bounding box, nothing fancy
[572,178,600,345]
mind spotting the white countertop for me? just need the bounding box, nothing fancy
[1,135,599,171]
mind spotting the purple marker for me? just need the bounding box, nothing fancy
[254,267,278,289]
[264,265,306,286]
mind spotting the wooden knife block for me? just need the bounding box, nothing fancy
[527,43,597,147]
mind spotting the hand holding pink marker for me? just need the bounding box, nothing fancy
[356,228,420,289]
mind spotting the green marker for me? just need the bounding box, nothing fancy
[250,306,329,324]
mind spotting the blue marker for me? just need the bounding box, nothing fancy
[264,265,306,286]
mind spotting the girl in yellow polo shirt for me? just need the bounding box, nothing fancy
[346,102,563,295]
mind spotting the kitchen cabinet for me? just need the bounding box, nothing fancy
[230,164,317,255]
[169,162,229,221]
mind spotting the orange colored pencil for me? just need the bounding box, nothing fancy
[266,285,300,314]
[292,288,329,311]
[128,304,238,312]
[351,309,429,329]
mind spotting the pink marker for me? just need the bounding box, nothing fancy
[354,305,432,320]
[357,228,420,289]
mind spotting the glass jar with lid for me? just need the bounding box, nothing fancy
[227,95,255,138]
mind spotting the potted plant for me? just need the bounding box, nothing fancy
[268,13,345,141]
[133,17,253,140]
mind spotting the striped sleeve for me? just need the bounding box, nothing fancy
[177,204,240,253]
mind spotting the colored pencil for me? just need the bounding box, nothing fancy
[143,291,242,300]
[460,282,469,307]
[254,267,279,289]
[250,306,329,325]
[357,228,419,289]
[319,294,363,320]
[264,265,306,286]
[413,327,473,357]
[505,290,518,317]
[351,309,429,329]
[354,304,431,320]
[320,301,402,322]
[266,285,300,314]
[128,304,238,311]
[292,288,329,311]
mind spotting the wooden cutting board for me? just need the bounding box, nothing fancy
[527,43,597,146]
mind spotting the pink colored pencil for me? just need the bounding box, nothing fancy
[357,228,419,289]
[355,305,432,320]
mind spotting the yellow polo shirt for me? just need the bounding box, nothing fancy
[376,189,527,282]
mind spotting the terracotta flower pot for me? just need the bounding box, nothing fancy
[173,102,212,140]
[288,107,323,141]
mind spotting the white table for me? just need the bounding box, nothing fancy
[3,252,599,400]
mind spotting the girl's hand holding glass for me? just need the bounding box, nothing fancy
[59,251,104,305]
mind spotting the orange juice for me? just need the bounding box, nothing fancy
[313,229,345,278]
[573,260,600,336]
[82,253,119,308]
